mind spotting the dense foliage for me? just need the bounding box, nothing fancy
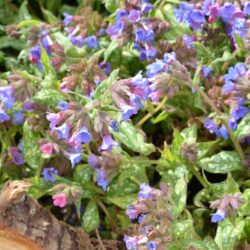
[1,0,250,249]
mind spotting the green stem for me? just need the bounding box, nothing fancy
[187,163,210,189]
[122,159,167,166]
[136,96,168,128]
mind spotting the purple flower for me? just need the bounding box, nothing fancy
[42,167,58,182]
[201,66,213,78]
[69,127,92,148]
[46,112,63,130]
[141,0,155,14]
[174,2,194,23]
[126,205,141,220]
[121,104,137,121]
[244,2,250,15]
[0,108,10,123]
[223,63,247,92]
[146,241,158,250]
[146,59,165,78]
[99,62,112,75]
[69,34,84,47]
[99,135,119,151]
[163,52,176,64]
[0,86,15,110]
[40,30,53,54]
[230,106,249,121]
[106,20,125,40]
[110,120,119,132]
[68,152,82,168]
[187,10,205,30]
[183,34,195,49]
[54,123,70,140]
[88,154,100,169]
[128,9,141,23]
[216,125,228,139]
[139,46,157,61]
[97,169,109,191]
[57,101,69,111]
[9,147,24,165]
[232,18,247,38]
[135,28,145,42]
[22,100,34,112]
[123,236,138,250]
[138,183,152,199]
[84,35,98,49]
[63,13,74,26]
[115,10,128,21]
[29,45,41,65]
[13,111,25,125]
[130,94,142,109]
[204,118,218,134]
[211,209,226,223]
[219,3,236,23]
[202,0,214,15]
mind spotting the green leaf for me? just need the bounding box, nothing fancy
[106,194,137,209]
[151,111,168,124]
[180,124,197,144]
[112,122,155,155]
[197,140,219,160]
[17,0,32,22]
[0,36,25,50]
[104,40,119,62]
[198,151,243,173]
[17,19,42,28]
[94,68,119,100]
[74,164,93,186]
[173,176,187,216]
[42,8,59,24]
[103,0,119,13]
[82,200,100,233]
[235,113,250,140]
[22,122,41,170]
[215,219,245,250]
[108,178,138,196]
[41,46,57,79]
[33,89,65,108]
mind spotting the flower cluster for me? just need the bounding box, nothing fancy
[124,183,172,250]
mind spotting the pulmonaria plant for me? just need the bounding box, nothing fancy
[124,183,174,250]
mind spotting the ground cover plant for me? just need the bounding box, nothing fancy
[0,0,250,249]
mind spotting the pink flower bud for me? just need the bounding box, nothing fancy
[40,143,53,155]
[52,193,67,208]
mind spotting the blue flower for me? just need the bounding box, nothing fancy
[115,10,128,21]
[54,123,70,140]
[68,152,82,168]
[99,135,119,151]
[42,167,58,182]
[0,86,15,110]
[163,52,176,64]
[204,118,218,134]
[13,111,25,125]
[99,62,112,75]
[201,66,213,78]
[123,235,138,250]
[146,241,158,250]
[110,120,119,132]
[230,106,249,121]
[57,101,69,111]
[121,104,137,121]
[40,30,53,54]
[69,34,84,48]
[146,59,165,78]
[0,108,10,123]
[135,28,145,42]
[187,10,205,30]
[97,169,109,191]
[141,0,155,14]
[138,183,152,199]
[63,13,74,26]
[211,209,226,223]
[128,9,141,23]
[244,2,250,15]
[106,20,125,40]
[183,34,195,49]
[9,147,24,165]
[219,3,236,23]
[130,94,142,109]
[88,154,100,169]
[216,125,228,139]
[174,2,194,23]
[126,205,141,220]
[84,35,98,49]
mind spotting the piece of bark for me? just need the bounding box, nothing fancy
[0,181,125,250]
